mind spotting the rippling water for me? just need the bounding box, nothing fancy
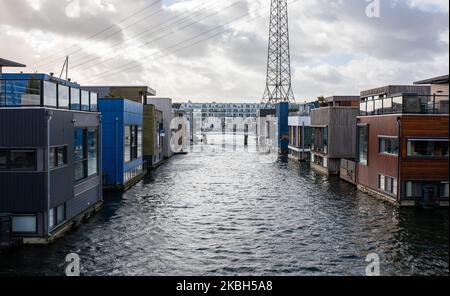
[0,135,448,276]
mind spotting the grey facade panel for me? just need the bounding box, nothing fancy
[66,184,101,220]
[50,168,74,208]
[0,173,46,212]
[0,108,47,147]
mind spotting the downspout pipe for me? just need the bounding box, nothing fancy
[115,117,119,186]
[396,117,402,204]
[46,110,53,237]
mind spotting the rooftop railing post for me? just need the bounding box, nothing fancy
[433,94,436,114]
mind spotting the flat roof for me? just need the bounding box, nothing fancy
[325,96,360,102]
[414,74,449,85]
[0,58,26,67]
[82,85,157,96]
[0,73,81,88]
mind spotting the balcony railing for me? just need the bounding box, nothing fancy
[360,94,449,116]
[0,78,98,112]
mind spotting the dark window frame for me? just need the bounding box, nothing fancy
[74,128,88,182]
[357,125,369,166]
[406,138,449,159]
[378,136,399,156]
[11,214,38,234]
[0,149,37,171]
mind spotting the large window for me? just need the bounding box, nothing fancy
[124,125,140,163]
[75,128,98,181]
[11,215,37,233]
[88,129,98,176]
[4,80,41,106]
[379,137,399,156]
[379,174,397,196]
[0,149,37,171]
[58,85,70,109]
[405,181,449,199]
[81,90,89,111]
[74,128,87,181]
[358,126,368,165]
[43,81,57,107]
[311,127,328,154]
[407,139,449,157]
[70,88,80,110]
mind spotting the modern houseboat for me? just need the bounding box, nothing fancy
[98,98,145,190]
[310,96,360,175]
[355,80,449,207]
[0,73,102,246]
[288,113,311,161]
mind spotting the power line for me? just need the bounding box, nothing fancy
[67,0,223,69]
[83,0,300,84]
[82,5,271,84]
[28,0,162,68]
[71,0,243,71]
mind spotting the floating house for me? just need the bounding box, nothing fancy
[0,73,102,246]
[82,86,165,169]
[288,114,311,161]
[98,98,145,190]
[143,103,164,168]
[145,97,175,159]
[310,96,360,175]
[355,80,449,207]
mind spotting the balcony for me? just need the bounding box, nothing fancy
[360,94,449,116]
[0,76,98,112]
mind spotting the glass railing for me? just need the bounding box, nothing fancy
[360,94,449,116]
[0,79,98,112]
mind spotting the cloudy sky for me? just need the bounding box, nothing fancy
[0,0,448,103]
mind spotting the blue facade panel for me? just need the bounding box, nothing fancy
[276,102,289,154]
[98,98,143,187]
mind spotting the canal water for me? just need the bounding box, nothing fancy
[0,135,448,276]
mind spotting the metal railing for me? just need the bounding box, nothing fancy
[360,94,449,116]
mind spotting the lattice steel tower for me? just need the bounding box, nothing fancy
[262,0,295,105]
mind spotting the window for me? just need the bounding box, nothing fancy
[49,146,67,169]
[49,204,65,230]
[90,92,98,112]
[81,90,89,111]
[379,137,399,155]
[124,126,131,163]
[0,80,5,106]
[358,126,368,165]
[43,81,57,107]
[70,88,80,110]
[379,174,397,196]
[0,150,6,169]
[311,127,328,153]
[88,129,98,176]
[0,149,36,171]
[137,126,143,158]
[12,215,37,233]
[74,128,87,181]
[58,85,70,109]
[124,125,139,163]
[407,139,449,157]
[5,80,41,106]
[406,181,449,199]
[9,150,36,171]
[49,208,55,229]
